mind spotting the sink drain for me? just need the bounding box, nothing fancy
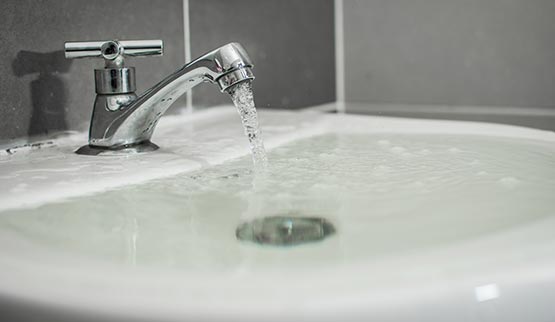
[236,215,336,246]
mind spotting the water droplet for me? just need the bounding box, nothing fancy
[10,183,28,193]
[372,165,391,176]
[390,146,406,154]
[498,177,520,189]
[318,152,335,159]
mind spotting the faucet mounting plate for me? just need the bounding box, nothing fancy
[75,141,159,156]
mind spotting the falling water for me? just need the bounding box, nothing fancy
[229,81,268,168]
[229,81,331,246]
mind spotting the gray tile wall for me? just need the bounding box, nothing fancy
[0,0,185,143]
[0,0,337,144]
[343,0,555,108]
[189,0,336,109]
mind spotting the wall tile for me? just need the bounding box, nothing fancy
[189,0,336,109]
[0,0,184,143]
[343,0,555,108]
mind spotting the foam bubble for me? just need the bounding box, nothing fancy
[10,183,28,193]
[498,177,520,189]
[390,146,406,154]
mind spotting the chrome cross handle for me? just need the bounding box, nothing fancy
[64,40,163,65]
[64,39,163,94]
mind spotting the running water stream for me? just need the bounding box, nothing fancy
[228,81,335,246]
[229,81,268,168]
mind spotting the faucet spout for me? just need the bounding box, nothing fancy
[80,42,254,153]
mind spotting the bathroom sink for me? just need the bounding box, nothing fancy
[1,105,554,322]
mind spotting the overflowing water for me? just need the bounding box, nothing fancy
[0,134,554,270]
[229,81,268,168]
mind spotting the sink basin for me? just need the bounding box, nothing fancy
[1,105,554,322]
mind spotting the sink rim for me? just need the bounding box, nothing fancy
[1,106,554,213]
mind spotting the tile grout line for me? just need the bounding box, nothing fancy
[334,0,346,113]
[183,0,193,113]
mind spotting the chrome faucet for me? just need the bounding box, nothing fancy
[64,39,254,155]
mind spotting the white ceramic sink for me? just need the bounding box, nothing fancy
[1,106,554,322]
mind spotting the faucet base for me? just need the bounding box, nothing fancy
[75,141,159,156]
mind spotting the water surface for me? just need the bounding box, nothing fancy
[0,134,553,271]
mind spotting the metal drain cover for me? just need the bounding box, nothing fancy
[236,215,336,246]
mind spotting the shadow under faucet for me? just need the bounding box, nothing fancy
[12,50,72,138]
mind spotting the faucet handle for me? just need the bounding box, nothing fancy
[64,40,163,94]
[64,39,163,66]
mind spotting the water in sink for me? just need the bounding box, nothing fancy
[0,133,553,272]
